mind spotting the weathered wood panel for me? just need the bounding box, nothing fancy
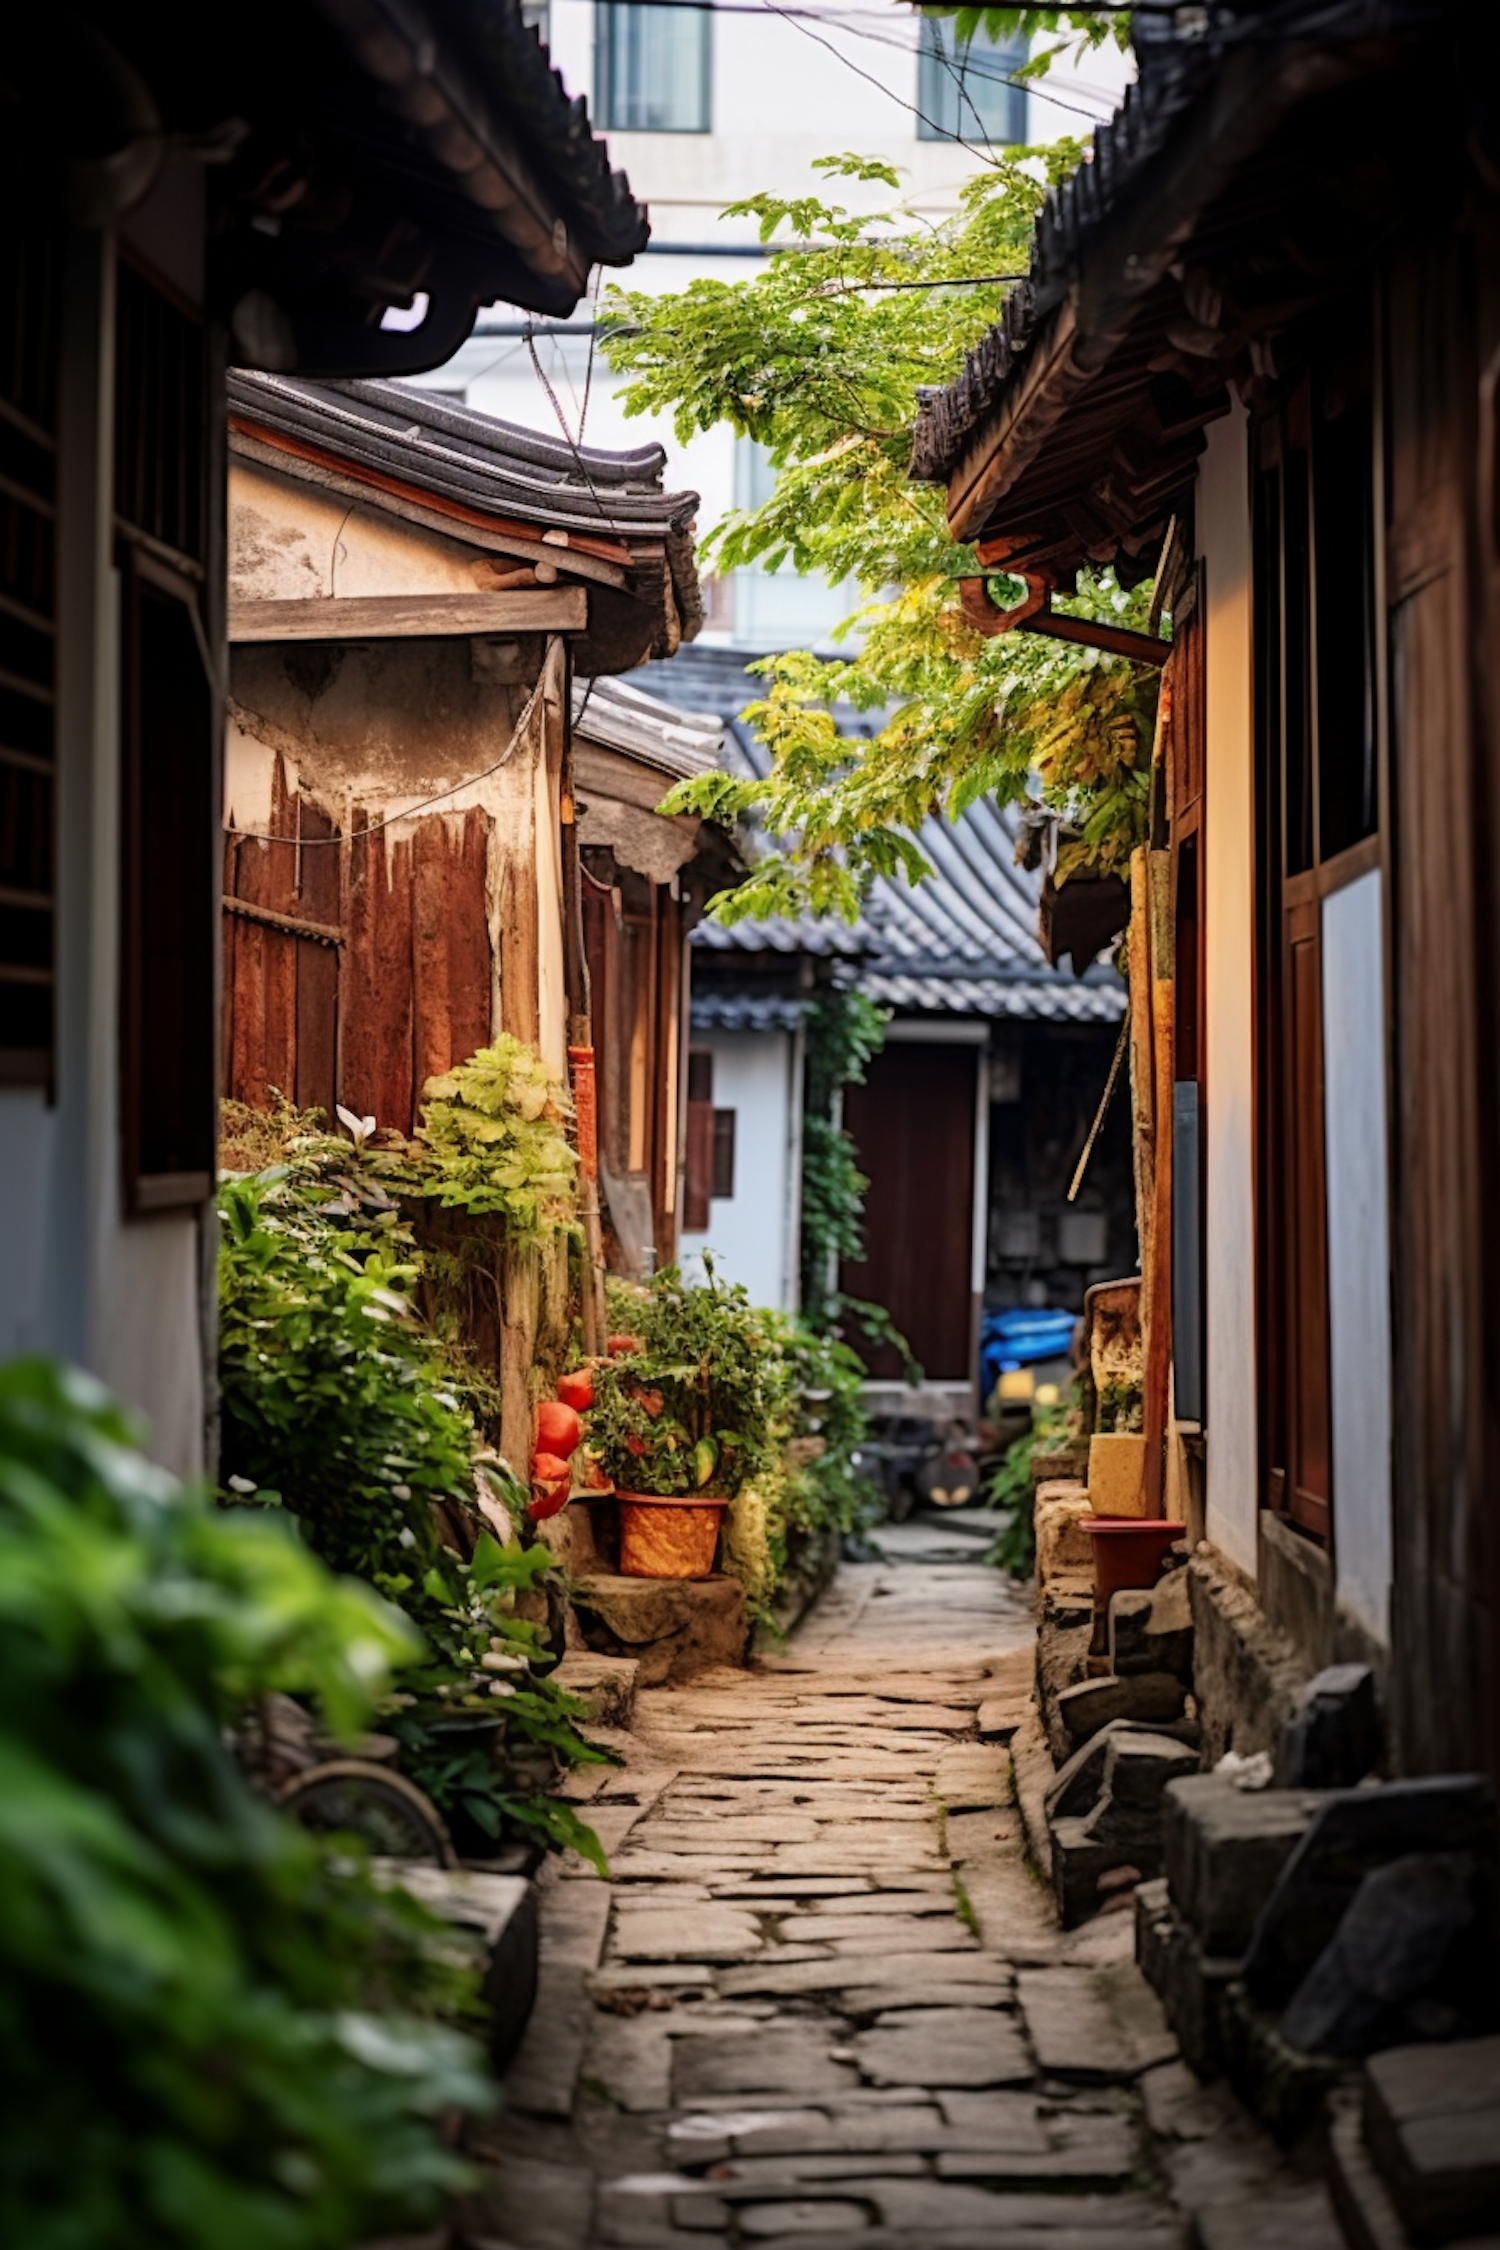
[341,819,415,1133]
[411,808,492,1105]
[295,800,340,1121]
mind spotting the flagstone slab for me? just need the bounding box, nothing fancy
[672,2022,861,2102]
[853,2006,1032,2089]
[1016,1966,1177,2081]
[719,1950,1011,1999]
[609,1905,766,1962]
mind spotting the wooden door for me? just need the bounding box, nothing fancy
[841,1041,977,1382]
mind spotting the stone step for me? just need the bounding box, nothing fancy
[372,1859,538,2069]
[552,1649,640,1729]
[1361,2037,1500,2248]
[1328,2089,1412,2250]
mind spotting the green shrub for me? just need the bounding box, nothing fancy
[217,1142,609,1869]
[0,1358,492,2250]
[587,1260,793,1498]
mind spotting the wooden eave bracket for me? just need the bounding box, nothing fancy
[959,574,1169,665]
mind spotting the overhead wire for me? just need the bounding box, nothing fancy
[223,671,550,846]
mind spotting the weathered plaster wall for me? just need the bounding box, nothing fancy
[225,633,571,1119]
[1322,866,1393,1645]
[229,459,489,603]
[1198,406,1258,1577]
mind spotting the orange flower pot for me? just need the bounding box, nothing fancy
[617,1491,731,1580]
[1081,1515,1185,1605]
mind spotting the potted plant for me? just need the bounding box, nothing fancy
[581,1261,788,1579]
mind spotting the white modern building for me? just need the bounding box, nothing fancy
[413,3,1130,652]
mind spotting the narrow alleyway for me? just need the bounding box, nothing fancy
[472,1527,1343,2250]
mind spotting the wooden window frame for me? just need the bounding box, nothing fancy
[1251,331,1381,1545]
[118,543,216,1213]
[0,219,61,1089]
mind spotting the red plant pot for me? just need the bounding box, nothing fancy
[1081,1515,1185,1605]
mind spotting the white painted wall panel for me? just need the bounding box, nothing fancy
[1322,868,1393,1644]
[679,1029,799,1310]
[1199,406,1260,1577]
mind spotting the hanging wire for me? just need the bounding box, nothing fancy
[223,668,549,846]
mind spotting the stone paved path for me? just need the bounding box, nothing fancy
[467,1533,1344,2250]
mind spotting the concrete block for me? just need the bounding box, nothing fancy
[1281,1850,1486,2058]
[373,1862,538,2069]
[1243,1774,1496,2009]
[1110,1570,1194,1682]
[1162,1774,1330,1957]
[1057,1670,1186,1746]
[1364,2036,1500,2246]
[1274,1662,1381,1788]
[1135,1876,1238,2081]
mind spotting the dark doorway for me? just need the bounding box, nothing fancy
[841,1040,977,1381]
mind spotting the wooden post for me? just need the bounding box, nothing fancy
[1128,846,1156,1272]
[1142,848,1175,1516]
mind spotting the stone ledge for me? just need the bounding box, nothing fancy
[1188,1548,1309,1767]
[574,1570,750,1685]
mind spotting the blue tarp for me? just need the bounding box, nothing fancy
[980,1306,1078,1400]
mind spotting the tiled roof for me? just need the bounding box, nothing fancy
[644,649,1124,1021]
[230,373,697,545]
[910,0,1454,574]
[573,675,724,782]
[691,991,808,1033]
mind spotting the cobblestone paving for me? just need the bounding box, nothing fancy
[469,1531,1344,2250]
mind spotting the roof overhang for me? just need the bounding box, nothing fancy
[913,0,1472,588]
[15,1,649,379]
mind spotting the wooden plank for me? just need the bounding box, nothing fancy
[295,800,341,1123]
[228,588,587,642]
[342,815,415,1131]
[411,809,492,1100]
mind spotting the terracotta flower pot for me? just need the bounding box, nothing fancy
[1081,1515,1185,1604]
[617,1491,730,1580]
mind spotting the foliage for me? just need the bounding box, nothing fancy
[720,1316,880,1613]
[379,1534,613,1877]
[587,1260,794,1498]
[798,986,890,1335]
[607,153,1161,925]
[407,1038,579,1247]
[925,5,1130,79]
[0,1357,492,2250]
[216,1133,608,1869]
[984,1386,1073,1577]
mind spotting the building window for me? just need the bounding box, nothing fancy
[732,438,860,652]
[115,253,216,1211]
[917,19,1027,145]
[0,215,61,1088]
[595,3,712,132]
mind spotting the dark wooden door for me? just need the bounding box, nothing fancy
[841,1041,976,1382]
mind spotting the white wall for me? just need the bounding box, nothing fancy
[0,233,206,1480]
[1322,868,1393,1644]
[1198,406,1259,1577]
[679,1028,801,1309]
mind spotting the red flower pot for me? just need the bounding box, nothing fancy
[1081,1515,1185,1605]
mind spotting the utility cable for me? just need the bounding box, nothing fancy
[223,669,548,845]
